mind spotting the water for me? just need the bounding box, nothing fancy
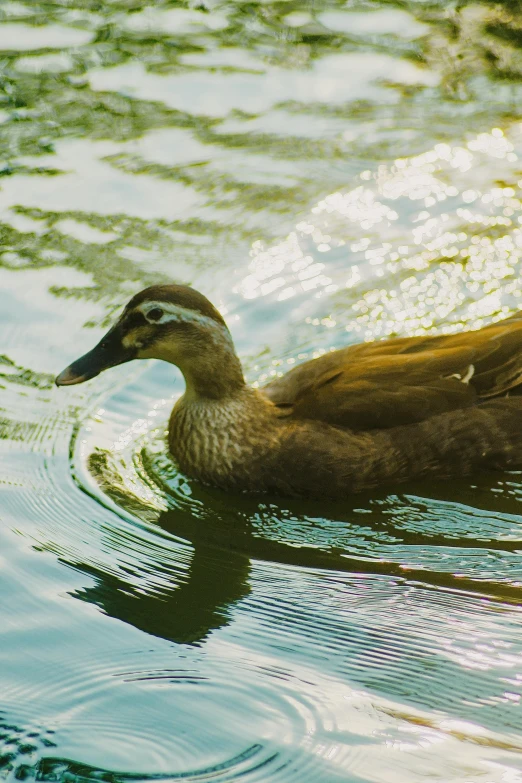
[1,0,522,780]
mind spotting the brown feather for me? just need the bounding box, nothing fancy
[263,312,522,429]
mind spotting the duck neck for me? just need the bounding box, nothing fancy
[180,344,247,402]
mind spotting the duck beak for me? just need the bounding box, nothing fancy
[55,324,135,387]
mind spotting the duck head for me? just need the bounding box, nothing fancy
[56,284,245,398]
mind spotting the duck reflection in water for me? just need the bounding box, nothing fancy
[71,472,522,646]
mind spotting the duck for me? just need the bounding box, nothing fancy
[56,284,522,499]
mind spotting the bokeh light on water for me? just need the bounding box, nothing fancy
[1,1,522,781]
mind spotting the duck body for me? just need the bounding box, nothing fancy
[56,285,522,499]
[169,384,522,498]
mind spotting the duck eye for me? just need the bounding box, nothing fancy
[147,307,164,322]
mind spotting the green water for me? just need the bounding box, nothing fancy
[1,0,522,780]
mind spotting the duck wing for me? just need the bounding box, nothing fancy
[263,312,522,430]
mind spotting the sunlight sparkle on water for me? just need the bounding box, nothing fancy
[239,123,522,362]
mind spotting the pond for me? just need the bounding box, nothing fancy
[1,0,522,780]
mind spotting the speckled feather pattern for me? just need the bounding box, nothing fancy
[169,388,280,491]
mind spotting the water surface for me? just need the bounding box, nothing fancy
[1,0,522,781]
